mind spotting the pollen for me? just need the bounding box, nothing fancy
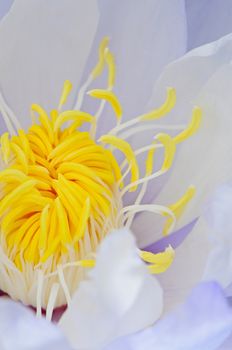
[0,37,202,318]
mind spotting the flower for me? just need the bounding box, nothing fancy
[0,31,200,320]
[1,1,232,350]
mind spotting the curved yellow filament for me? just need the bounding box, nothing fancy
[140,88,176,121]
[88,89,122,120]
[99,134,139,191]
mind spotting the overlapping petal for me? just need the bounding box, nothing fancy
[186,0,232,50]
[104,282,232,350]
[203,184,232,291]
[0,298,71,350]
[130,33,232,314]
[59,229,163,349]
[0,0,99,128]
[133,33,232,247]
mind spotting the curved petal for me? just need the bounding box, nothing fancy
[133,33,232,248]
[81,0,186,132]
[104,282,232,350]
[0,298,71,350]
[0,0,98,128]
[59,229,163,349]
[203,184,232,291]
[186,0,232,50]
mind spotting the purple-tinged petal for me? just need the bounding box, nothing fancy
[0,0,14,20]
[0,298,71,350]
[144,218,198,253]
[104,282,232,350]
[203,184,232,292]
[186,0,232,50]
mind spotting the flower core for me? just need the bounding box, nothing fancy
[0,38,201,318]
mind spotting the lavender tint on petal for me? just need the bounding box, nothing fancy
[144,218,198,253]
[105,282,232,350]
[0,0,14,20]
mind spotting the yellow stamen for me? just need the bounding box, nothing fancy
[174,107,202,144]
[91,37,110,79]
[31,104,54,143]
[99,134,139,191]
[1,132,11,164]
[140,88,176,121]
[39,204,50,250]
[74,197,91,242]
[88,89,122,120]
[145,142,156,176]
[54,111,95,132]
[140,246,175,274]
[58,80,73,109]
[163,186,196,235]
[104,48,116,89]
[155,133,176,172]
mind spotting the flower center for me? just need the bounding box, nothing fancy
[0,107,122,270]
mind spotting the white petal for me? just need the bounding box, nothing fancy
[157,218,210,313]
[0,298,70,350]
[186,0,232,50]
[59,229,163,349]
[0,0,98,128]
[133,33,232,248]
[81,0,186,131]
[203,184,232,291]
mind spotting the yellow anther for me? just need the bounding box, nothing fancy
[24,233,39,264]
[99,135,139,191]
[11,142,29,174]
[104,48,116,89]
[74,197,90,242]
[48,132,89,160]
[155,133,176,172]
[0,179,37,216]
[52,176,81,226]
[40,236,60,263]
[51,110,58,125]
[88,89,122,120]
[39,204,50,250]
[0,169,27,183]
[31,104,54,143]
[174,107,202,144]
[163,186,196,235]
[54,197,72,245]
[1,132,10,164]
[91,37,110,79]
[20,220,40,251]
[104,149,123,187]
[140,246,175,274]
[79,259,96,268]
[54,111,95,132]
[145,142,156,176]
[18,129,35,163]
[29,125,53,156]
[140,88,176,121]
[58,80,73,109]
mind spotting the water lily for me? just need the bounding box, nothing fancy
[1,1,232,350]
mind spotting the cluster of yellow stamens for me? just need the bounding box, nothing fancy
[0,37,201,317]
